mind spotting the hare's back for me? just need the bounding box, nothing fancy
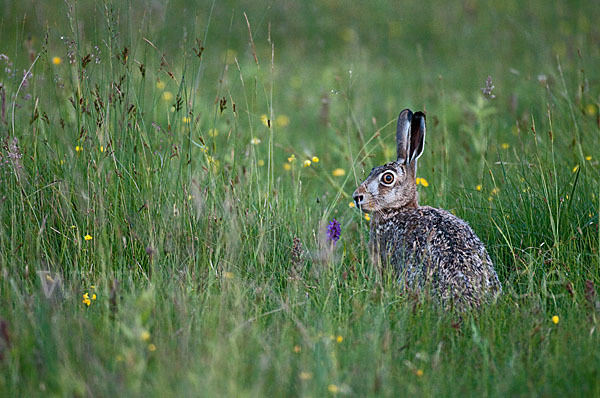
[385,206,498,289]
[402,206,488,254]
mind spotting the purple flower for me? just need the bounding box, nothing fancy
[481,75,496,99]
[326,219,341,245]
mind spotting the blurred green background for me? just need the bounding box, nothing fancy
[0,0,599,396]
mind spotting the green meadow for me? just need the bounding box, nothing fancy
[0,0,599,395]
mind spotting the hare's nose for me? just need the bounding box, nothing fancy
[353,193,364,207]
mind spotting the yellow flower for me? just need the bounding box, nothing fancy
[250,137,261,145]
[332,168,345,177]
[141,330,151,341]
[303,160,311,167]
[586,104,597,116]
[156,81,166,90]
[84,234,93,241]
[258,159,265,166]
[148,343,157,352]
[491,187,500,195]
[60,159,65,165]
[288,154,296,163]
[75,145,82,152]
[299,371,313,380]
[283,163,291,171]
[182,117,191,123]
[336,335,343,343]
[348,202,355,208]
[501,143,510,149]
[208,129,219,137]
[260,114,270,127]
[82,293,91,306]
[572,165,579,173]
[416,177,429,187]
[586,155,592,161]
[552,315,559,324]
[416,369,424,377]
[91,293,97,300]
[52,56,62,65]
[312,156,319,163]
[91,285,96,290]
[328,384,339,394]
[99,146,104,153]
[476,185,482,191]
[162,91,173,101]
[293,345,301,353]
[275,115,290,127]
[188,195,192,201]
[364,213,371,221]
[224,271,234,279]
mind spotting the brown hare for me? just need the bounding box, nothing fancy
[353,109,501,309]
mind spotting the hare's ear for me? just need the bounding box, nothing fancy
[396,109,413,163]
[407,111,426,165]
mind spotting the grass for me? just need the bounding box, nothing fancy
[0,0,599,396]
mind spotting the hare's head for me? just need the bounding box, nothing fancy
[353,109,426,213]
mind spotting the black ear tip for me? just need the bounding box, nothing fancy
[412,111,426,130]
[398,108,413,121]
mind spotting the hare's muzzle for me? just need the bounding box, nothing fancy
[353,187,366,209]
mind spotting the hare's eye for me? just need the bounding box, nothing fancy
[381,172,395,185]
